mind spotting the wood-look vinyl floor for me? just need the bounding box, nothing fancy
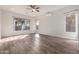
[0,33,78,54]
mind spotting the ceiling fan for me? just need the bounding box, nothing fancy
[26,5,40,12]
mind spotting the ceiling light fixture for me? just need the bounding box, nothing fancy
[46,12,53,16]
[33,15,35,16]
[46,13,52,16]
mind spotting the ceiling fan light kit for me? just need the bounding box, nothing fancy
[32,9,36,12]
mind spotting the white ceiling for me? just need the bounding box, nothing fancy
[0,5,68,16]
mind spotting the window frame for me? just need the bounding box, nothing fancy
[13,17,30,31]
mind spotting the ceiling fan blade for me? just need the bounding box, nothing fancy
[30,5,36,9]
[36,7,40,9]
[32,10,34,12]
[36,9,40,12]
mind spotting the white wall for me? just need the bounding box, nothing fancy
[1,10,35,37]
[39,6,79,39]
[0,9,1,39]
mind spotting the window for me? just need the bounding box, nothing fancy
[14,17,30,31]
[66,14,76,32]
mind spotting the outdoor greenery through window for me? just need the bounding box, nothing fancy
[14,17,30,31]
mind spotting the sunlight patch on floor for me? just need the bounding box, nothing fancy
[65,39,78,43]
[31,33,41,53]
[0,34,29,43]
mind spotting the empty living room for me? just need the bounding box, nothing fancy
[0,5,79,54]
